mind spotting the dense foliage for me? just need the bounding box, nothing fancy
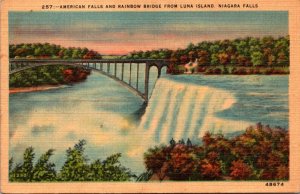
[125,36,289,74]
[9,65,90,88]
[143,123,289,181]
[9,140,135,182]
[9,43,102,59]
[9,43,99,88]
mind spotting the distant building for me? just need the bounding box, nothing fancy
[184,58,198,74]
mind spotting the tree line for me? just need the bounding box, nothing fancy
[125,36,289,69]
[9,43,102,59]
[9,140,135,182]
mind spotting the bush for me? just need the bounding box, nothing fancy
[204,67,222,75]
[230,160,253,180]
[143,124,289,181]
[197,66,207,72]
[168,144,197,180]
[213,68,222,74]
[232,67,247,75]
[200,159,222,180]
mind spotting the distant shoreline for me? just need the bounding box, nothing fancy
[173,65,289,75]
[9,85,67,94]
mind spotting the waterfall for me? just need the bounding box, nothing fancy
[138,78,252,144]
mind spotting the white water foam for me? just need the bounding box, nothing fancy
[126,78,253,168]
[136,78,252,146]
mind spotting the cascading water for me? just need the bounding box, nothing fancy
[127,77,253,170]
[138,78,252,144]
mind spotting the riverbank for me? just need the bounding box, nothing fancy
[9,84,67,94]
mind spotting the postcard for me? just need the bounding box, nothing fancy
[1,0,300,193]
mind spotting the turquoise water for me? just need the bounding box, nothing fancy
[169,75,288,129]
[9,72,288,174]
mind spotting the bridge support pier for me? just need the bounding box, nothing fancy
[157,68,161,78]
[144,64,150,103]
[129,63,132,85]
[121,63,124,81]
[136,63,139,90]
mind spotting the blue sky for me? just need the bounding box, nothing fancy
[9,11,288,54]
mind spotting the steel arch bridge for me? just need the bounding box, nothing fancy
[9,59,169,103]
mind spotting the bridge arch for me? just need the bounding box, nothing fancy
[147,61,168,78]
[9,59,169,103]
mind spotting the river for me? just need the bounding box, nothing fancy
[9,70,288,175]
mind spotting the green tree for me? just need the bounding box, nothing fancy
[101,153,135,181]
[81,47,89,56]
[277,51,288,66]
[34,47,43,56]
[261,36,275,49]
[88,154,135,181]
[59,140,90,181]
[249,37,260,47]
[186,43,195,52]
[209,44,220,54]
[9,147,35,182]
[251,51,263,66]
[32,149,57,181]
[63,49,72,59]
[88,159,104,181]
[210,53,219,65]
[149,53,159,59]
[9,158,14,173]
[235,40,249,56]
[72,49,80,59]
